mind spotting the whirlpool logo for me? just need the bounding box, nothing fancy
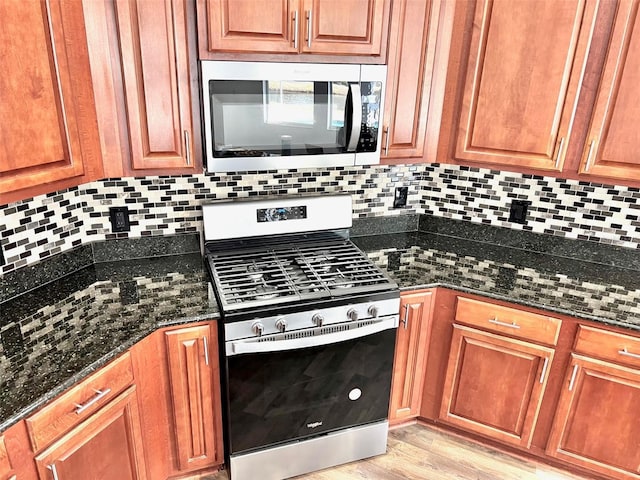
[307,421,323,429]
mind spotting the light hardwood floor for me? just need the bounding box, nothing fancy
[193,424,590,480]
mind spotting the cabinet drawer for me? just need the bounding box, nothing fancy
[26,352,134,451]
[575,325,640,369]
[455,297,562,346]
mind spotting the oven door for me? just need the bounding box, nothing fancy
[224,317,397,455]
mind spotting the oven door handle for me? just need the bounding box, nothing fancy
[227,316,398,356]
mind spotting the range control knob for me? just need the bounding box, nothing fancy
[275,317,287,333]
[347,308,359,321]
[312,313,324,327]
[252,321,264,336]
[368,305,379,318]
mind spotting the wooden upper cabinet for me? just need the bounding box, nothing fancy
[440,324,554,448]
[579,0,640,182]
[389,290,434,424]
[546,354,640,480]
[198,0,389,59]
[0,0,102,204]
[115,0,196,172]
[165,324,224,472]
[34,386,147,480]
[449,0,598,171]
[381,0,439,160]
[300,0,387,55]
[204,0,299,53]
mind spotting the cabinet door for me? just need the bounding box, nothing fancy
[440,325,554,448]
[382,0,438,160]
[203,0,299,53]
[34,386,147,480]
[546,355,640,480]
[0,436,13,480]
[300,0,388,55]
[115,0,196,171]
[165,325,224,472]
[580,0,640,182]
[0,0,102,204]
[452,0,597,171]
[389,291,433,423]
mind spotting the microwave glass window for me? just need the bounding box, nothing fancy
[209,79,351,158]
[329,83,348,129]
[265,81,314,126]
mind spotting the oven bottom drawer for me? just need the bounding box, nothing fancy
[229,420,388,480]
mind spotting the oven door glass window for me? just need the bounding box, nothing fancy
[226,328,395,454]
[209,80,350,158]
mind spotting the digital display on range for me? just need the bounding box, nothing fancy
[257,206,307,223]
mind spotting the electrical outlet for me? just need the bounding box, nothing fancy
[109,206,131,232]
[508,200,531,224]
[393,186,408,208]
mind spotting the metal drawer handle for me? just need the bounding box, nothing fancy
[568,364,579,391]
[618,348,640,360]
[401,304,409,329]
[488,317,520,329]
[74,388,112,415]
[203,335,210,366]
[554,136,565,169]
[48,464,60,480]
[539,356,550,384]
[292,10,299,49]
[184,130,191,166]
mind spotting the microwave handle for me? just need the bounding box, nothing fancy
[346,83,362,152]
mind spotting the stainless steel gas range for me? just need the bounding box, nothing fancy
[203,194,400,480]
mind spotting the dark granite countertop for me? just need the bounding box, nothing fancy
[1,223,639,432]
[0,253,218,432]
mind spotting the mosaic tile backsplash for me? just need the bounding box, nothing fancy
[1,164,639,275]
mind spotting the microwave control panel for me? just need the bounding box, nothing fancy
[357,81,382,153]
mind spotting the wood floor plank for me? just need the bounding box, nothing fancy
[189,424,591,480]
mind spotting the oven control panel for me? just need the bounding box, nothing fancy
[257,205,307,223]
[224,297,400,342]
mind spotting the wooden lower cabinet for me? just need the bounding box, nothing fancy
[0,435,14,480]
[165,324,224,472]
[546,355,640,479]
[439,324,554,448]
[34,386,147,480]
[389,290,434,423]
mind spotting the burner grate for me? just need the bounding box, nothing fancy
[207,237,395,311]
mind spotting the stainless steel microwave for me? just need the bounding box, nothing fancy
[201,61,386,172]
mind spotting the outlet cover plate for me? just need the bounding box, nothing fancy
[509,200,531,224]
[109,206,131,232]
[393,186,408,208]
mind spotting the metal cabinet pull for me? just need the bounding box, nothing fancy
[48,464,60,480]
[184,130,191,166]
[292,10,299,49]
[384,126,390,156]
[584,139,596,171]
[568,364,579,391]
[203,336,210,365]
[488,317,520,329]
[401,304,409,329]
[539,356,549,384]
[306,10,312,47]
[74,388,111,414]
[554,137,565,169]
[618,348,640,360]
